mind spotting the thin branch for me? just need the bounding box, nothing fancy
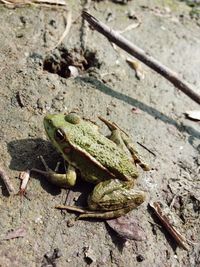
[149,202,189,250]
[55,204,92,214]
[137,141,156,157]
[80,0,91,51]
[49,10,72,51]
[82,11,200,105]
[0,166,16,195]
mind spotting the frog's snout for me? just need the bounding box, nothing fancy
[43,115,56,140]
[43,116,51,132]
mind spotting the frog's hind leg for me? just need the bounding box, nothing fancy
[99,117,149,171]
[32,156,77,188]
[120,132,150,171]
[79,179,145,219]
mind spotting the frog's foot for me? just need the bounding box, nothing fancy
[31,156,76,188]
[99,117,150,171]
[55,204,138,220]
[78,207,135,219]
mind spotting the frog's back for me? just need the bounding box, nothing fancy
[65,119,138,182]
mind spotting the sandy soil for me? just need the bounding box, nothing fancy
[0,0,200,266]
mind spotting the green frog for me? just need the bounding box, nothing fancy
[36,113,149,219]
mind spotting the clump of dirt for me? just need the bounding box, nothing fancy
[43,47,101,78]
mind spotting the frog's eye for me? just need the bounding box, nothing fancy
[65,113,80,124]
[54,129,65,143]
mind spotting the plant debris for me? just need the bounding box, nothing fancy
[0,165,16,195]
[131,107,142,114]
[149,202,189,250]
[49,10,72,51]
[126,58,145,80]
[119,20,141,34]
[137,142,156,157]
[0,0,67,7]
[3,227,26,240]
[106,214,146,240]
[185,110,200,121]
[19,170,30,195]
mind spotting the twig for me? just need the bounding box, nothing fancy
[0,166,16,195]
[55,204,92,214]
[0,0,67,6]
[49,10,72,51]
[149,202,189,250]
[80,0,91,51]
[137,141,156,157]
[82,11,200,105]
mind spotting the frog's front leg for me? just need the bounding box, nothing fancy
[99,117,150,171]
[32,156,76,188]
[78,179,145,219]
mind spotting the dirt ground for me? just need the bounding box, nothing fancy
[0,0,200,266]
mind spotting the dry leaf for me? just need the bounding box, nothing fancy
[126,58,145,80]
[4,227,26,240]
[185,110,200,121]
[106,214,146,240]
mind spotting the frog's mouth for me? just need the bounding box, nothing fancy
[43,115,57,145]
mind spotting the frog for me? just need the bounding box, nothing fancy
[36,113,150,219]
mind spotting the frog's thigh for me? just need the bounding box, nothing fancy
[85,179,145,219]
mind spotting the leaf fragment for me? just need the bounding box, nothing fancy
[106,214,146,241]
[4,227,26,240]
[185,110,200,121]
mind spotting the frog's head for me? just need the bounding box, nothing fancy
[44,113,81,154]
[44,114,66,150]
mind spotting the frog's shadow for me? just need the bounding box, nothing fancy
[7,138,96,198]
[7,138,67,196]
